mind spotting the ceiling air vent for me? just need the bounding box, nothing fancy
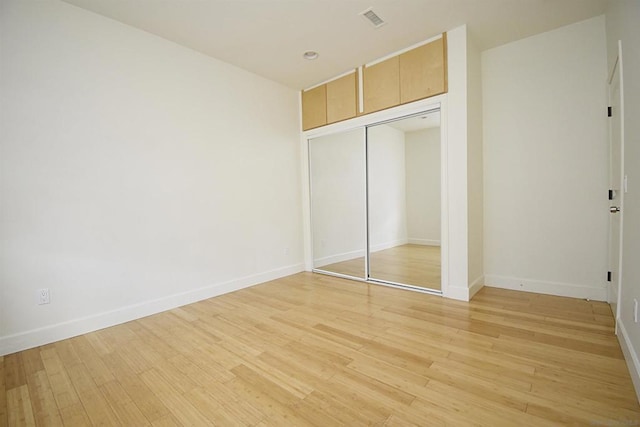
[360,8,386,28]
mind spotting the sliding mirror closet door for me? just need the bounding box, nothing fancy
[367,111,441,290]
[309,128,366,279]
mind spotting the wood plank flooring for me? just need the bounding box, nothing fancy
[319,244,441,290]
[369,244,440,290]
[2,272,639,426]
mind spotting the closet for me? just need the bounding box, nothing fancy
[308,108,443,293]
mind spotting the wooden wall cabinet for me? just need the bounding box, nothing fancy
[302,71,358,131]
[302,33,447,130]
[363,56,400,114]
[302,85,327,130]
[400,35,447,104]
[326,72,358,124]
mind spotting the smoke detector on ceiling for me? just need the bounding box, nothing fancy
[359,8,386,28]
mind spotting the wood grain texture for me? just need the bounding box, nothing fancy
[0,356,7,425]
[2,272,639,426]
[400,37,447,103]
[442,32,448,94]
[318,244,441,290]
[370,244,441,289]
[301,85,327,130]
[326,71,358,124]
[363,56,400,114]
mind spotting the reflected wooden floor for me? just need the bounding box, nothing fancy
[319,244,441,290]
[2,272,639,426]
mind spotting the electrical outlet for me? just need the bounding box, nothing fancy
[38,288,50,305]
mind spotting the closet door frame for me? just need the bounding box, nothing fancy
[302,95,449,297]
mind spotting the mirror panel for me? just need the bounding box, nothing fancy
[367,112,441,289]
[309,128,366,279]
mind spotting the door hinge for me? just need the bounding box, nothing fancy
[609,189,614,200]
[608,106,612,117]
[607,271,612,282]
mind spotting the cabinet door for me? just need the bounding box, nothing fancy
[326,72,358,124]
[400,35,447,104]
[302,85,327,130]
[363,56,400,114]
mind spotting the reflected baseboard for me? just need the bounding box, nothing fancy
[314,249,364,268]
[315,238,410,268]
[370,238,409,253]
[316,244,441,292]
[407,238,440,246]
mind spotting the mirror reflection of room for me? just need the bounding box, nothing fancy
[367,111,441,290]
[309,110,441,292]
[309,128,366,279]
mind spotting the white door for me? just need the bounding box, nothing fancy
[608,50,623,326]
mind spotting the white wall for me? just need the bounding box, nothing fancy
[467,31,484,294]
[406,128,441,245]
[483,16,609,300]
[367,125,408,250]
[605,0,640,401]
[309,129,365,266]
[0,0,303,355]
[445,25,471,300]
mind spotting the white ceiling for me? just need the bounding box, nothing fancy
[62,0,607,90]
[385,111,441,133]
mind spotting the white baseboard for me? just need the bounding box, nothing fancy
[314,239,411,268]
[407,238,441,246]
[444,275,484,302]
[484,274,607,301]
[0,263,305,356]
[446,285,470,301]
[314,250,364,268]
[469,275,484,299]
[370,238,409,253]
[617,320,640,403]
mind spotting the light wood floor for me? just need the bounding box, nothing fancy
[2,272,639,426]
[319,244,441,290]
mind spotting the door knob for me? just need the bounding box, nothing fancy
[610,206,621,213]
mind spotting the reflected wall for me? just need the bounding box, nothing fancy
[367,113,441,289]
[309,128,366,279]
[308,110,441,291]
